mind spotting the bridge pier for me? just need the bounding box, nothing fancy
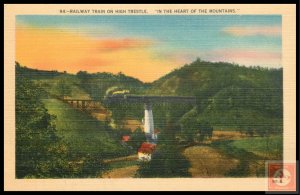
[144,103,155,142]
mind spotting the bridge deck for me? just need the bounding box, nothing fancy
[105,95,196,104]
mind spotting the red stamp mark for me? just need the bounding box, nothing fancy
[268,162,296,191]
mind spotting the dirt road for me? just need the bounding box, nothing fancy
[101,165,139,178]
[183,146,239,177]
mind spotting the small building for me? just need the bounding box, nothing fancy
[122,135,130,142]
[138,142,156,161]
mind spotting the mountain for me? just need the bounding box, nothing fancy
[15,62,147,100]
[16,58,283,132]
[148,58,283,131]
[76,71,147,100]
[16,62,63,80]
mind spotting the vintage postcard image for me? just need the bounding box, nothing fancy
[4,4,297,191]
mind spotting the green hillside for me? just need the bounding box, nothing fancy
[149,58,282,96]
[76,71,148,101]
[16,62,63,79]
[16,63,90,99]
[149,59,283,132]
[17,63,148,101]
[37,75,91,99]
[15,63,131,178]
[42,98,126,158]
[16,59,283,133]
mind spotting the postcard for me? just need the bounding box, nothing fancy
[4,4,297,191]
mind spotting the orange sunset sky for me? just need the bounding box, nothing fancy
[16,15,281,82]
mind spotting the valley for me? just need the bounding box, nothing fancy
[15,59,283,178]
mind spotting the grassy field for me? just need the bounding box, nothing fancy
[211,135,283,177]
[42,98,126,158]
[229,135,283,159]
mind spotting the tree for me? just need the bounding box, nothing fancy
[127,127,146,150]
[180,108,200,142]
[16,71,71,178]
[179,108,214,143]
[137,144,190,178]
[198,120,213,142]
[16,64,108,178]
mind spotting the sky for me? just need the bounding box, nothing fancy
[16,15,281,82]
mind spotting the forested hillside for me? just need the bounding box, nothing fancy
[149,58,283,133]
[16,58,283,134]
[76,71,148,100]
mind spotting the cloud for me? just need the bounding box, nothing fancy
[222,26,281,37]
[96,38,153,51]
